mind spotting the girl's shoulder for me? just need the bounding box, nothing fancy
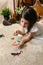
[30,22,39,32]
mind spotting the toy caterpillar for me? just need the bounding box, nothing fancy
[11,51,23,56]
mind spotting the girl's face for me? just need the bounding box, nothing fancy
[20,18,30,28]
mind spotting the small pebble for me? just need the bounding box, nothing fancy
[0,34,5,38]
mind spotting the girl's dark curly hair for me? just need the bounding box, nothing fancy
[21,6,37,32]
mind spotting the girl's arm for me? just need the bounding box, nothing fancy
[13,30,25,35]
[18,30,25,35]
[19,32,36,47]
[13,27,26,36]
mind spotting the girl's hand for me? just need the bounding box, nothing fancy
[12,40,24,47]
[12,36,25,47]
[12,41,20,46]
[13,30,21,36]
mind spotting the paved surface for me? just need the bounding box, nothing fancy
[0,23,43,65]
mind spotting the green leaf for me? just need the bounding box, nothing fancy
[0,8,11,16]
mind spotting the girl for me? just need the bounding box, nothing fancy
[12,6,38,47]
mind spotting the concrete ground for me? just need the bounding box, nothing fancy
[0,23,43,65]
